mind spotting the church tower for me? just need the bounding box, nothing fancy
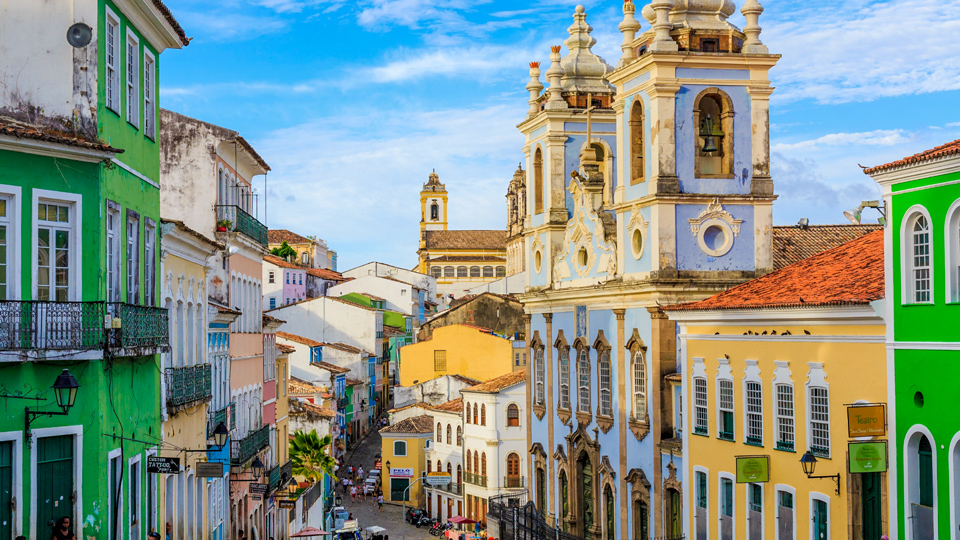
[420,170,448,233]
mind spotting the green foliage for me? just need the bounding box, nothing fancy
[290,429,336,483]
[271,240,297,260]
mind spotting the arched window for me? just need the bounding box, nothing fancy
[456,426,462,445]
[474,451,479,474]
[634,501,649,540]
[446,424,452,444]
[534,347,545,405]
[558,345,571,410]
[444,266,455,277]
[437,422,442,442]
[598,349,612,417]
[630,100,645,184]
[577,454,594,532]
[481,453,487,477]
[470,266,481,278]
[482,266,494,277]
[447,462,452,476]
[918,435,933,507]
[633,350,646,419]
[694,90,734,178]
[437,460,442,473]
[496,267,506,277]
[506,454,520,487]
[507,404,520,426]
[431,266,441,278]
[559,471,569,526]
[466,450,472,472]
[457,266,468,277]
[604,485,615,540]
[431,202,439,220]
[534,148,544,215]
[457,464,462,485]
[427,460,432,473]
[473,403,478,424]
[578,348,591,413]
[909,213,932,303]
[480,404,486,426]
[394,441,407,456]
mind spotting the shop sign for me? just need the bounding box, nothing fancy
[847,404,886,437]
[735,456,769,483]
[426,472,451,486]
[277,499,296,509]
[390,467,414,478]
[196,461,224,478]
[147,456,180,474]
[849,441,887,473]
[249,483,268,494]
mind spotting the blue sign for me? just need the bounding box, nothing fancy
[576,306,588,338]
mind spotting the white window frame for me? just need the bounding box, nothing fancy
[128,454,141,540]
[394,440,407,457]
[105,7,121,113]
[632,350,647,421]
[108,447,124,540]
[716,358,734,441]
[805,362,830,458]
[745,482,764,540]
[126,211,140,304]
[598,349,612,417]
[901,205,933,304]
[143,50,156,139]
[0,431,24,538]
[772,361,795,452]
[774,484,797,540]
[125,30,140,128]
[32,190,82,301]
[0,186,22,300]
[144,219,156,306]
[808,492,831,540]
[718,471,736,537]
[945,199,960,303]
[534,347,545,405]
[558,346,570,410]
[30,427,83,538]
[743,360,762,447]
[577,347,590,413]
[145,447,158,535]
[693,465,710,540]
[106,201,121,302]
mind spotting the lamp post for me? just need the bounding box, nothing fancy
[211,422,229,450]
[799,450,841,495]
[25,369,80,447]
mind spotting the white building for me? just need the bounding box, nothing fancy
[425,398,465,522]
[329,274,422,318]
[460,371,528,525]
[263,254,307,310]
[342,262,437,306]
[392,374,481,409]
[267,296,383,361]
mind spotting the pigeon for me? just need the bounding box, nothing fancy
[804,330,811,335]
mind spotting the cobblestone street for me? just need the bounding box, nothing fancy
[339,425,434,540]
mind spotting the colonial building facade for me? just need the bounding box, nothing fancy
[518,1,778,538]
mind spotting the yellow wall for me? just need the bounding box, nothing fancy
[680,319,888,540]
[381,433,429,504]
[398,325,516,386]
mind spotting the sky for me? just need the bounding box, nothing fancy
[159,0,960,271]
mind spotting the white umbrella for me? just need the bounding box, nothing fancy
[364,526,386,534]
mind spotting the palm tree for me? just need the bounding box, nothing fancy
[290,429,336,483]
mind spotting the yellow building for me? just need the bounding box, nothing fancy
[158,220,224,540]
[398,324,517,386]
[667,230,889,540]
[381,415,434,505]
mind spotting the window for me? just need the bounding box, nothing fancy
[36,201,73,301]
[630,100,645,183]
[632,350,646,419]
[431,202,439,220]
[299,273,303,285]
[910,214,932,303]
[129,459,140,539]
[696,471,707,509]
[700,38,719,52]
[0,195,8,300]
[301,252,309,265]
[286,272,290,284]
[506,453,520,481]
[393,440,406,456]
[745,381,763,446]
[577,348,590,413]
[694,377,708,435]
[443,266,455,277]
[437,423,443,442]
[507,404,519,426]
[473,403,478,424]
[431,266,441,278]
[558,347,571,410]
[470,266,481,278]
[718,379,734,440]
[109,453,123,540]
[481,453,486,476]
[434,350,447,372]
[720,477,734,518]
[480,404,486,426]
[126,212,139,303]
[496,267,506,277]
[106,10,120,113]
[126,32,139,127]
[143,51,156,138]
[144,220,156,306]
[598,350,612,416]
[534,148,543,214]
[918,434,933,507]
[456,426,462,445]
[457,266,468,277]
[776,384,795,451]
[446,424,451,444]
[482,266,493,277]
[534,348,545,405]
[809,386,830,457]
[106,202,121,302]
[466,451,471,472]
[268,271,275,284]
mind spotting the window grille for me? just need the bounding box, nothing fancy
[776,384,795,451]
[694,377,708,435]
[558,348,570,409]
[810,386,830,457]
[746,381,763,445]
[912,215,931,302]
[718,379,734,440]
[633,351,646,418]
[598,350,611,416]
[434,350,447,372]
[534,348,545,405]
[577,349,590,412]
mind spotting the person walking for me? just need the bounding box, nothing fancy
[357,466,364,479]
[377,494,384,511]
[342,476,349,494]
[51,517,76,540]
[350,484,357,503]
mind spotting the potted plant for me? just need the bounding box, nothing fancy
[216,219,232,232]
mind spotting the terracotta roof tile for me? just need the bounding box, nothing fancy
[323,342,370,355]
[313,361,351,375]
[667,230,884,311]
[277,343,296,354]
[387,402,437,414]
[289,377,325,394]
[276,331,324,348]
[263,254,306,270]
[462,370,526,394]
[0,119,122,153]
[380,414,435,434]
[424,230,507,250]
[150,0,189,46]
[289,398,336,418]
[864,139,960,175]
[451,374,482,386]
[306,268,346,281]
[269,229,312,245]
[772,225,882,270]
[433,398,463,413]
[346,378,364,387]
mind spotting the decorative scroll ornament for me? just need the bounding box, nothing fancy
[688,198,743,237]
[552,174,617,282]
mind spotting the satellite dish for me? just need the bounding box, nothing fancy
[67,23,92,48]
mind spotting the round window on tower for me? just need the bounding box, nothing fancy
[577,247,588,269]
[631,228,644,260]
[696,218,734,257]
[535,250,543,273]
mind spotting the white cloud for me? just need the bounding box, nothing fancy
[363,45,535,83]
[771,153,880,225]
[766,0,960,104]
[357,0,484,31]
[177,11,288,42]
[772,129,910,152]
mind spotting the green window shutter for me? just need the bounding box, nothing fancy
[919,436,933,506]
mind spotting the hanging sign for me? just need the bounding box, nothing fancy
[196,461,224,478]
[277,499,296,509]
[147,456,180,474]
[849,441,888,473]
[390,468,414,478]
[847,404,886,438]
[249,483,269,494]
[735,456,769,483]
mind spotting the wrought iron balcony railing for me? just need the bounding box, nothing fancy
[0,301,168,355]
[428,482,462,496]
[464,472,487,487]
[503,476,525,489]
[216,205,268,247]
[232,424,270,466]
[208,403,234,438]
[337,397,348,409]
[268,460,294,493]
[165,364,213,412]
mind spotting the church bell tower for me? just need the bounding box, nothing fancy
[420,169,448,233]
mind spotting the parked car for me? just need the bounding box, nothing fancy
[364,477,378,495]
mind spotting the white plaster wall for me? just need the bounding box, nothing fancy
[461,381,527,498]
[393,375,476,409]
[466,273,527,295]
[329,275,417,315]
[263,260,284,310]
[276,339,327,387]
[267,298,378,357]
[343,263,437,300]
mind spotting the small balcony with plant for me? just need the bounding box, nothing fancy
[215,205,268,247]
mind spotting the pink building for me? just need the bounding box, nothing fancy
[263,254,307,310]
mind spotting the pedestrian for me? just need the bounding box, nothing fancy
[342,476,349,494]
[350,484,357,503]
[166,523,174,540]
[377,494,383,511]
[51,521,76,540]
[358,466,364,479]
[148,533,160,540]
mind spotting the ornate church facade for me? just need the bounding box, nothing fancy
[517,1,778,538]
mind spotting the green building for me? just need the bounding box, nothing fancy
[867,139,960,538]
[0,1,187,539]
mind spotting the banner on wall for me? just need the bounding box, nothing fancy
[735,456,769,483]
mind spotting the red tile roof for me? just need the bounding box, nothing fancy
[289,377,325,394]
[150,0,189,46]
[433,398,463,413]
[276,331,324,348]
[864,139,960,175]
[772,225,882,270]
[424,230,507,250]
[306,268,346,281]
[263,254,306,270]
[269,229,312,245]
[277,343,296,354]
[0,119,122,153]
[666,230,884,312]
[380,415,435,434]
[462,370,527,394]
[314,361,351,375]
[324,342,370,355]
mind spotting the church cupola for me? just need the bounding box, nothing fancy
[420,169,448,233]
[639,0,752,53]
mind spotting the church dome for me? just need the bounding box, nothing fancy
[560,5,615,95]
[641,0,739,31]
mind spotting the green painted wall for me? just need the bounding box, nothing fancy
[340,293,373,309]
[382,311,405,329]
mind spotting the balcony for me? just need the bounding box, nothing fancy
[0,301,169,358]
[165,364,213,413]
[208,403,235,438]
[268,460,294,493]
[429,482,462,496]
[502,476,525,489]
[216,205,268,247]
[232,424,270,466]
[463,472,487,487]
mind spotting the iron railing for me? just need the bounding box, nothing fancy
[208,403,234,438]
[337,397,348,409]
[503,476,525,489]
[489,497,586,540]
[429,482,462,496]
[232,424,270,466]
[0,301,168,353]
[268,460,294,493]
[165,364,213,411]
[216,205,268,247]
[464,472,487,487]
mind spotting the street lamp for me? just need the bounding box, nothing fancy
[26,369,80,447]
[799,450,841,495]
[211,422,229,450]
[251,456,265,479]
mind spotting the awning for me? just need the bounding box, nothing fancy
[290,528,331,537]
[448,516,476,524]
[364,526,387,534]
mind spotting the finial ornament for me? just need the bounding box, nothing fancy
[647,0,678,52]
[618,0,642,66]
[741,0,768,53]
[526,61,544,117]
[560,5,614,94]
[545,46,567,110]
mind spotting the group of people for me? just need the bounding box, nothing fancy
[341,464,384,510]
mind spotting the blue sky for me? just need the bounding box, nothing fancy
[160,0,960,271]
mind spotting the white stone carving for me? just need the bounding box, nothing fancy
[688,198,743,237]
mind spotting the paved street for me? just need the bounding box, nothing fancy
[340,425,434,540]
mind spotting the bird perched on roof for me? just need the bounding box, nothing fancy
[804,330,811,335]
